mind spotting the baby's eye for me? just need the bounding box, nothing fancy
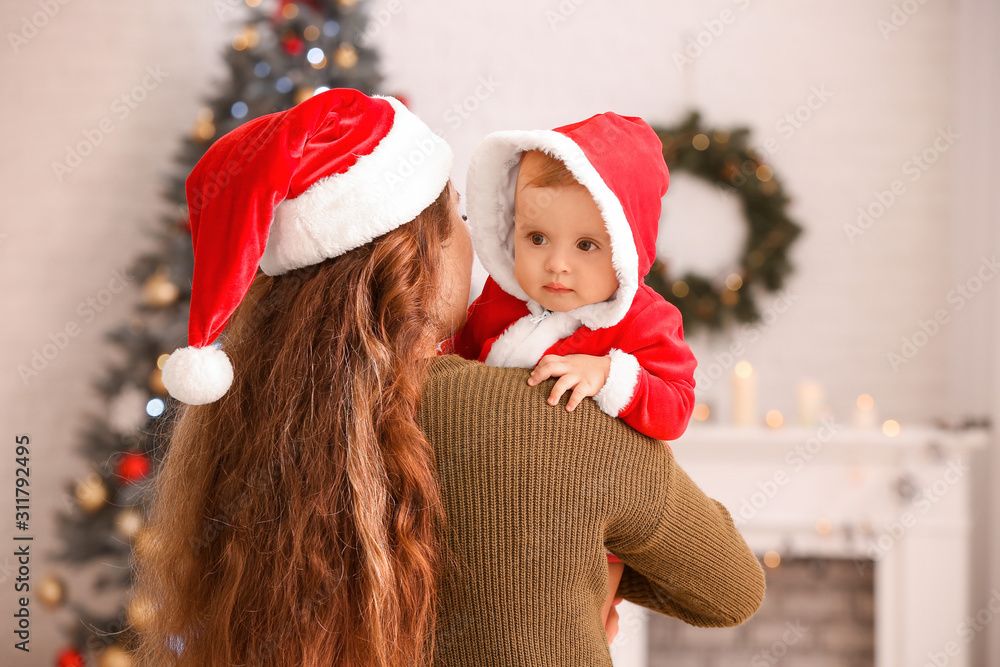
[578,240,597,251]
[530,234,546,245]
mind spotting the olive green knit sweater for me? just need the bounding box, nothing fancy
[418,355,765,666]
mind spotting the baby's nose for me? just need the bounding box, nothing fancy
[544,251,571,273]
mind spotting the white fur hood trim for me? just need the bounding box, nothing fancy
[466,130,639,330]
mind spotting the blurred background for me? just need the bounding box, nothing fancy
[0,0,997,665]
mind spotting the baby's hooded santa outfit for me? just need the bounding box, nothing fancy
[453,112,697,443]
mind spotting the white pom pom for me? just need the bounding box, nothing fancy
[161,345,234,405]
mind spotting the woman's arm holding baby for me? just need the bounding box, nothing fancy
[607,432,766,627]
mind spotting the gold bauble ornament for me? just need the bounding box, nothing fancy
[720,289,740,307]
[294,87,315,105]
[333,44,358,69]
[141,267,180,307]
[37,573,66,608]
[98,643,133,667]
[149,368,166,395]
[115,508,144,539]
[75,474,108,513]
[338,0,358,7]
[242,25,260,49]
[193,121,216,143]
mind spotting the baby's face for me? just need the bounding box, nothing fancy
[512,167,619,313]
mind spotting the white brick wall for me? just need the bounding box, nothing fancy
[1,0,993,664]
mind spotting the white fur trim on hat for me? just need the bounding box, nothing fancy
[466,130,639,330]
[259,96,453,276]
[593,348,641,417]
[484,310,581,368]
[161,344,234,406]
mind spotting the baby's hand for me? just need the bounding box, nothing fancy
[527,354,611,412]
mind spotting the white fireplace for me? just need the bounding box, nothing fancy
[610,423,988,667]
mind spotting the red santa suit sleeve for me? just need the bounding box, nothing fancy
[446,277,529,361]
[592,292,697,442]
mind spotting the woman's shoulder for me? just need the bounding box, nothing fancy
[422,354,665,463]
[427,353,486,378]
[426,354,533,390]
[424,354,539,410]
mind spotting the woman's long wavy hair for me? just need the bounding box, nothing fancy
[130,185,454,666]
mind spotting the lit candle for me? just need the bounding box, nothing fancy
[692,403,711,423]
[853,394,878,429]
[731,361,758,427]
[796,379,824,428]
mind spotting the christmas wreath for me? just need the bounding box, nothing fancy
[647,111,803,334]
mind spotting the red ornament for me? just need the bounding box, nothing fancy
[116,451,151,484]
[283,36,304,56]
[56,647,85,667]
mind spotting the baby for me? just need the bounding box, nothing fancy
[448,112,699,643]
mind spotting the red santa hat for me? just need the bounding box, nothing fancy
[161,88,453,405]
[465,113,668,331]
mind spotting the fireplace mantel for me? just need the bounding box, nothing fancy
[610,423,989,667]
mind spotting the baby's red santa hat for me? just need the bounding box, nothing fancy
[162,88,453,405]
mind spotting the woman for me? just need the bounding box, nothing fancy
[130,89,764,666]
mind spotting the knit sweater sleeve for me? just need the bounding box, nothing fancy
[608,442,766,626]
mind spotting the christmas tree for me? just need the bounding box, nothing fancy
[45,1,382,664]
